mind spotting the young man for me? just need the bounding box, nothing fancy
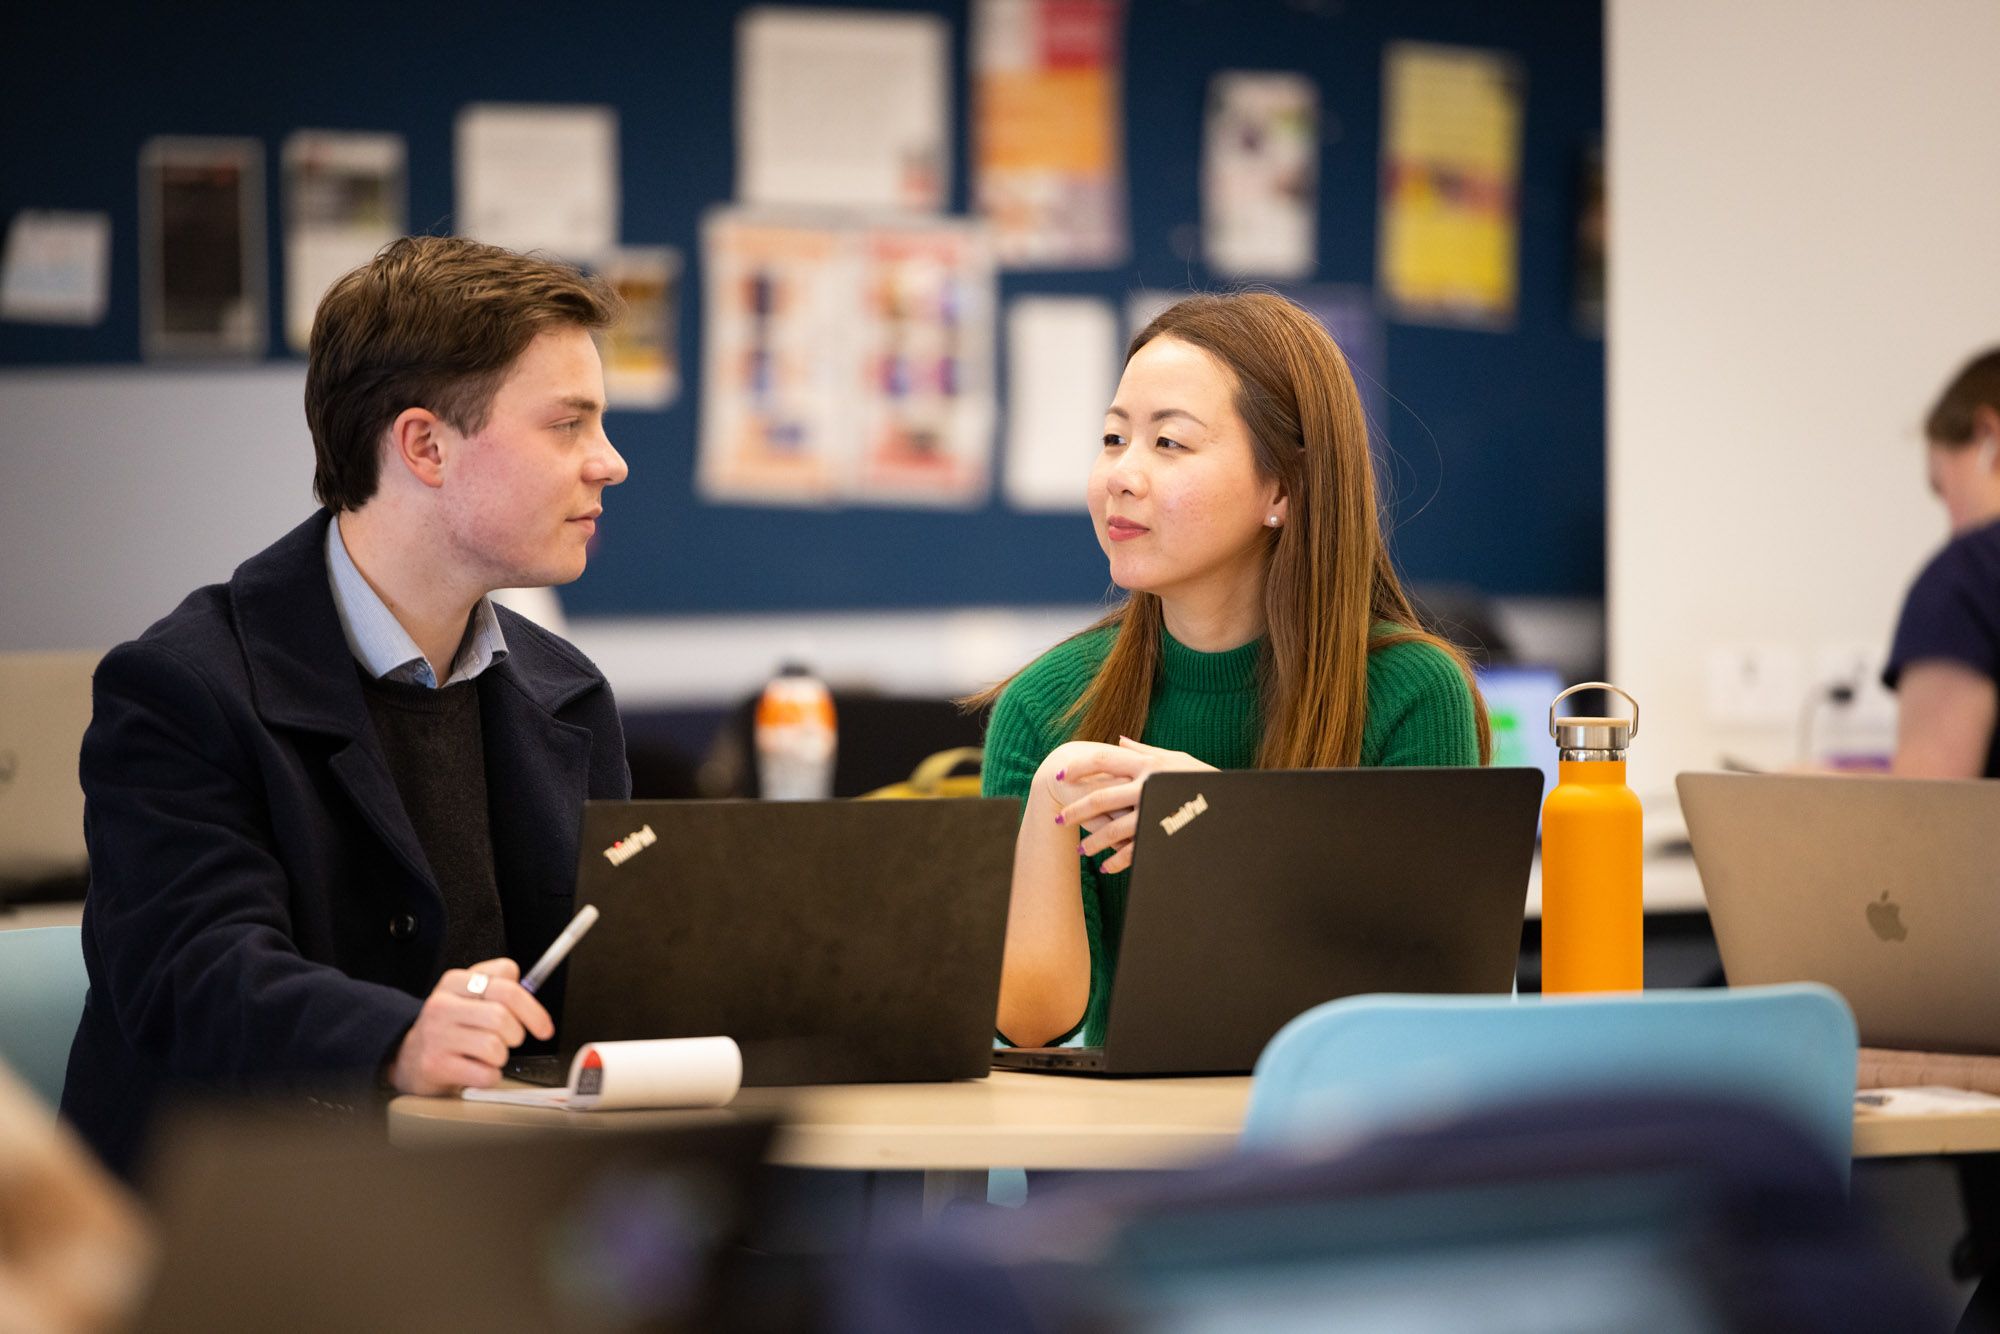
[63,237,632,1175]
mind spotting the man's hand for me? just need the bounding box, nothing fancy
[387,958,554,1096]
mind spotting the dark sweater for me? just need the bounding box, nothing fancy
[359,672,507,971]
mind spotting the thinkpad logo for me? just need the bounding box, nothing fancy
[1159,793,1208,836]
[602,824,657,867]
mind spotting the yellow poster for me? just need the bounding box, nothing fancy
[1379,43,1523,328]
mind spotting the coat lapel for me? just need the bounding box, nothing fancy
[479,632,596,953]
[229,512,440,900]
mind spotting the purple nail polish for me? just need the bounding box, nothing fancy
[1077,842,1087,856]
[1054,768,1066,781]
[1054,812,1065,825]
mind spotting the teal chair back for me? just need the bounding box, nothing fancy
[1244,984,1858,1171]
[0,925,87,1109]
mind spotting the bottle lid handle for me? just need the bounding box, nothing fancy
[1548,681,1640,743]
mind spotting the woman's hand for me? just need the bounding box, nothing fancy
[1047,736,1215,874]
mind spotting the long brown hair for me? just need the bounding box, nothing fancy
[973,291,1489,766]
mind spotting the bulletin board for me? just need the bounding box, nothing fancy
[0,0,1605,614]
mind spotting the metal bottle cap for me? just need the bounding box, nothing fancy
[1549,682,1640,761]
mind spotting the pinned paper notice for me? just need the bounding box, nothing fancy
[0,210,111,325]
[1003,296,1115,512]
[456,103,619,258]
[463,1037,742,1111]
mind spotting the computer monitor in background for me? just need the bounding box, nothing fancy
[1475,665,1563,833]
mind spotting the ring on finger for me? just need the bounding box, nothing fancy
[465,973,490,998]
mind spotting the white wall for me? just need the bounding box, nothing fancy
[0,366,314,651]
[1608,0,2000,801]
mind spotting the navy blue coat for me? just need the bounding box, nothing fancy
[62,512,631,1174]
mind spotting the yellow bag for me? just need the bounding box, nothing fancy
[858,746,984,800]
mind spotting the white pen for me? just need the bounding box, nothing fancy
[520,904,600,995]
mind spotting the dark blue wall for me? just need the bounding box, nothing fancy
[0,0,1603,608]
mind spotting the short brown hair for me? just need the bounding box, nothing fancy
[1925,348,2000,448]
[305,236,620,511]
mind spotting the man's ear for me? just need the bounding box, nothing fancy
[386,408,449,489]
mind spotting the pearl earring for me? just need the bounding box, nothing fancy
[1265,515,1281,528]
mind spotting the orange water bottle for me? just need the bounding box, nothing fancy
[1540,682,1643,993]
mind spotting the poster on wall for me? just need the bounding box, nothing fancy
[698,210,997,508]
[1377,42,1523,329]
[973,0,1126,269]
[140,137,266,359]
[699,213,850,504]
[456,104,619,259]
[0,210,111,326]
[737,7,948,213]
[282,131,406,352]
[1004,296,1116,512]
[1202,72,1317,279]
[594,246,682,410]
[851,223,996,506]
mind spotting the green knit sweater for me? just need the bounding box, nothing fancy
[981,622,1482,1047]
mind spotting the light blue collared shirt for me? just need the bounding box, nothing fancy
[325,516,508,688]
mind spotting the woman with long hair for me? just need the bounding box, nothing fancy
[976,292,1490,1048]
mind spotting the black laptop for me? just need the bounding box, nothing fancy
[529,797,1017,1087]
[991,767,1542,1076]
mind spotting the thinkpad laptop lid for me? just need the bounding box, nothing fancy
[1679,771,2000,1054]
[994,767,1543,1076]
[559,797,1016,1086]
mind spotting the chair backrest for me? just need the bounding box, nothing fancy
[0,924,87,1108]
[1243,984,1859,1170]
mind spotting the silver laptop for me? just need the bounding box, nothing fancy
[1679,771,2000,1054]
[0,650,98,897]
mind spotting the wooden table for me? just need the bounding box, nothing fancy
[391,1069,2000,1191]
[392,1071,1253,1215]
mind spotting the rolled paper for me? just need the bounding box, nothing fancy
[462,1036,741,1111]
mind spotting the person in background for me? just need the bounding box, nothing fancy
[64,237,632,1176]
[1885,349,2000,779]
[974,292,1489,1050]
[0,1061,149,1334]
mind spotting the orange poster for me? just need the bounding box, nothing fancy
[974,0,1127,269]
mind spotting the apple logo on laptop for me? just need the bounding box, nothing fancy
[1866,891,1908,943]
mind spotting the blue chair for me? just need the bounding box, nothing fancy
[1243,984,1859,1172]
[0,925,87,1109]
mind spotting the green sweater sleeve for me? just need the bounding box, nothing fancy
[1361,639,1483,767]
[980,677,1050,809]
[980,648,1104,1047]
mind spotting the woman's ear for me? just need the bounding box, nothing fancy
[1266,489,1289,529]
